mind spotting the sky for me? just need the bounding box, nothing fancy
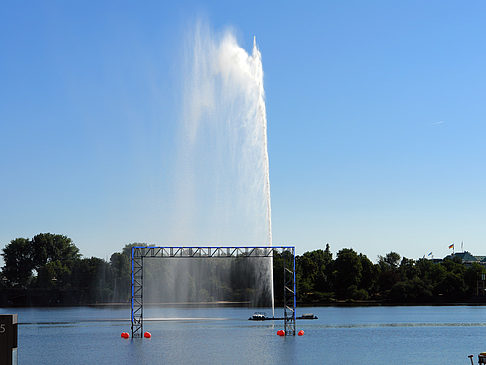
[1,1,485,262]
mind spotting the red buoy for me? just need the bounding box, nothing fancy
[277,330,285,336]
[144,331,152,338]
[121,332,129,339]
[298,330,304,336]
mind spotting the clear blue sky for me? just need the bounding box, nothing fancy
[1,1,485,262]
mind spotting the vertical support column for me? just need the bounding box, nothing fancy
[131,247,144,338]
[293,247,296,332]
[0,314,18,365]
[283,248,296,336]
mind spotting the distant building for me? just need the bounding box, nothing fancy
[439,251,486,266]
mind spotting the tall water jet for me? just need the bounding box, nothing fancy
[153,21,274,314]
[256,35,275,316]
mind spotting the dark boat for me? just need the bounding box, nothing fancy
[248,312,318,320]
[298,313,318,319]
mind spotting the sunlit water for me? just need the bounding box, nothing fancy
[3,306,486,364]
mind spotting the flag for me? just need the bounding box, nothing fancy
[449,244,454,249]
[427,252,432,256]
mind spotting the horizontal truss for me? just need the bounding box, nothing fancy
[131,246,296,338]
[132,246,292,258]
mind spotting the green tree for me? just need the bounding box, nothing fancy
[358,253,377,295]
[295,245,333,302]
[378,252,401,292]
[37,260,72,289]
[415,258,434,279]
[72,257,113,302]
[379,252,401,269]
[29,233,80,290]
[429,263,447,295]
[312,245,333,293]
[464,263,486,296]
[399,257,417,281]
[389,277,433,302]
[441,257,466,276]
[333,248,362,298]
[436,272,466,299]
[31,233,80,271]
[1,238,34,288]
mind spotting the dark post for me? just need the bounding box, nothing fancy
[0,314,18,365]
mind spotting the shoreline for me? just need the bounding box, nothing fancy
[3,299,486,308]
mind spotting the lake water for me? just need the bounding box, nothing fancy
[2,305,486,364]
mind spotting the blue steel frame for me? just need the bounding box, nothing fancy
[130,246,296,337]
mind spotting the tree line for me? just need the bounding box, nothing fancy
[1,233,485,306]
[0,233,131,305]
[273,244,486,304]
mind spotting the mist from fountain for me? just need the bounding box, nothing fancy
[145,21,274,315]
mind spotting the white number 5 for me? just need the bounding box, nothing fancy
[0,324,5,333]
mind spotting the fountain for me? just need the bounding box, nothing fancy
[145,21,274,314]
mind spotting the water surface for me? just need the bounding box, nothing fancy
[2,306,485,364]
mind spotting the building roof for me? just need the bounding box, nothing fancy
[444,251,479,262]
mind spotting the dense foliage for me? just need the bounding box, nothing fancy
[0,234,129,305]
[1,234,485,306]
[273,246,486,304]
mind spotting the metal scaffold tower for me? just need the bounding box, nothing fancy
[131,246,296,338]
[130,247,144,337]
[283,248,296,336]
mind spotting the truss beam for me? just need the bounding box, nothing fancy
[131,246,296,337]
